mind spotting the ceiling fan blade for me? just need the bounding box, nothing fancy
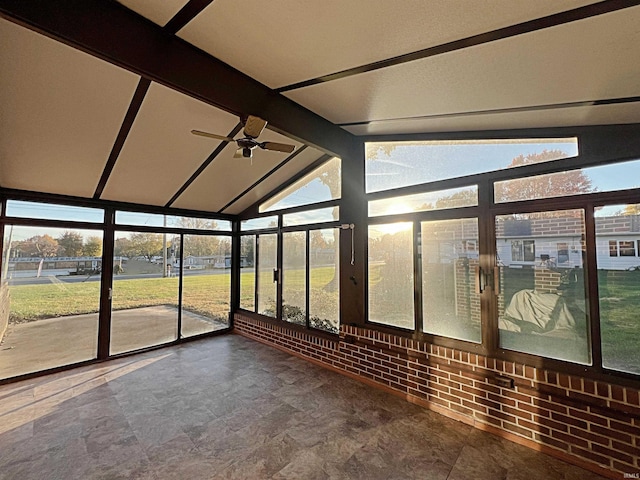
[233,147,245,158]
[191,130,235,142]
[260,142,296,153]
[243,115,267,138]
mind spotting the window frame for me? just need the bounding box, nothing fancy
[362,134,640,384]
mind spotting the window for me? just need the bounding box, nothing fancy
[511,240,535,262]
[309,228,339,333]
[240,235,256,311]
[597,205,640,375]
[366,138,577,193]
[368,186,477,217]
[241,216,278,231]
[421,218,481,343]
[496,210,590,365]
[282,206,338,227]
[557,243,570,264]
[609,240,618,257]
[495,158,640,203]
[257,234,277,317]
[368,223,414,329]
[181,234,231,337]
[260,157,341,212]
[6,200,103,223]
[282,232,306,326]
[115,211,230,231]
[619,241,636,257]
[1,224,102,378]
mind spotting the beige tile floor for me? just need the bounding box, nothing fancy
[0,334,609,479]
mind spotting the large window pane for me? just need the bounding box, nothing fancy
[310,228,340,334]
[282,232,306,326]
[369,186,477,217]
[181,235,230,337]
[495,210,590,364]
[366,138,578,193]
[368,223,414,329]
[6,200,104,223]
[1,225,101,379]
[240,235,256,311]
[421,219,481,343]
[257,234,277,317]
[495,158,640,203]
[260,157,341,212]
[110,231,178,354]
[283,206,339,227]
[241,216,278,231]
[116,211,231,231]
[596,205,640,375]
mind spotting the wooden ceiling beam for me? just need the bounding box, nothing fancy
[0,0,358,159]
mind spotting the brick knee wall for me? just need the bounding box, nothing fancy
[234,313,639,479]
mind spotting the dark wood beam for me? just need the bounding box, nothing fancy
[94,77,151,199]
[0,0,356,158]
[277,0,640,93]
[163,0,214,34]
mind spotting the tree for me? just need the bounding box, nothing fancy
[114,237,131,257]
[182,235,221,257]
[57,231,84,257]
[176,217,218,230]
[15,235,59,257]
[494,150,594,202]
[118,233,163,262]
[618,204,640,215]
[83,236,103,257]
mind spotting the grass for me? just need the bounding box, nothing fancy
[598,270,640,374]
[6,267,339,325]
[7,274,232,323]
[501,268,640,374]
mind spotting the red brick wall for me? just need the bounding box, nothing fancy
[234,313,639,479]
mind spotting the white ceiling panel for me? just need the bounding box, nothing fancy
[172,130,303,212]
[101,82,239,206]
[0,19,139,198]
[116,0,189,27]
[222,147,327,215]
[285,7,640,130]
[343,103,640,136]
[179,0,597,89]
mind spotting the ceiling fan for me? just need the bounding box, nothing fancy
[191,115,296,159]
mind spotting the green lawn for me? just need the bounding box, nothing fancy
[7,273,232,323]
[6,267,338,326]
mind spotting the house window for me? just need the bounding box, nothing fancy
[511,240,535,262]
[619,241,636,257]
[557,243,569,264]
[609,240,618,257]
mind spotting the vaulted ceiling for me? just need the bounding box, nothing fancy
[1,1,639,215]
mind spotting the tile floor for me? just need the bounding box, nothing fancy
[0,334,609,479]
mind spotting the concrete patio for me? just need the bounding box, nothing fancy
[0,306,228,380]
